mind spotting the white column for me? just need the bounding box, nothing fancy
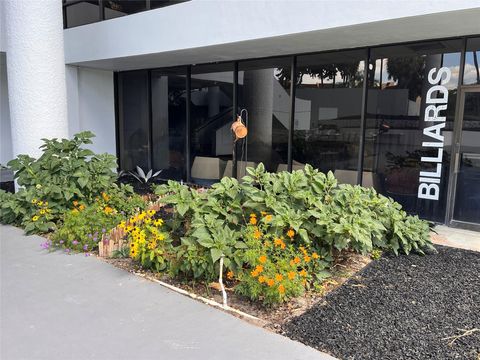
[4,0,68,158]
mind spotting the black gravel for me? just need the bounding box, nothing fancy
[283,246,480,360]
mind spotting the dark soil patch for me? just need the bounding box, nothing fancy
[282,246,480,360]
[102,252,371,329]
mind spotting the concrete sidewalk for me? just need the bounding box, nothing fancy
[0,225,334,360]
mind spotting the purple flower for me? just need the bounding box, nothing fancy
[65,248,71,254]
[120,211,125,215]
[93,237,97,242]
[88,234,92,238]
[83,244,88,251]
[40,241,50,250]
[59,240,64,244]
[85,253,90,257]
[72,240,79,245]
[102,228,106,233]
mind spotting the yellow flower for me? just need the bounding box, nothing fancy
[287,229,295,238]
[72,209,79,214]
[299,269,307,277]
[275,274,283,282]
[226,271,234,280]
[44,201,48,206]
[260,211,267,216]
[251,269,259,277]
[31,199,37,204]
[119,221,126,229]
[147,209,156,217]
[304,255,311,263]
[156,233,165,241]
[138,212,146,220]
[147,241,157,250]
[79,204,85,211]
[249,217,257,225]
[293,256,301,264]
[249,213,256,218]
[153,219,164,226]
[265,214,273,222]
[39,209,46,215]
[278,284,285,294]
[104,206,113,214]
[258,255,267,264]
[129,248,138,258]
[258,275,266,283]
[37,201,43,206]
[312,252,320,259]
[287,271,296,280]
[32,216,39,222]
[144,218,152,224]
[102,192,110,201]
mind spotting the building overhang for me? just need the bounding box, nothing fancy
[64,1,480,71]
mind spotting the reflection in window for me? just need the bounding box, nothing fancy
[190,64,234,186]
[293,50,365,183]
[117,71,151,171]
[104,1,147,20]
[151,69,187,181]
[364,40,462,222]
[238,57,291,175]
[64,0,100,28]
[464,37,480,86]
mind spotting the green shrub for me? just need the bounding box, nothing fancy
[0,131,118,234]
[51,184,145,252]
[155,164,433,288]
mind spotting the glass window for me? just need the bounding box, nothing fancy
[104,0,147,20]
[151,0,190,9]
[64,1,100,28]
[464,37,480,86]
[151,68,187,181]
[364,39,462,222]
[238,57,291,175]
[293,50,366,182]
[117,71,151,171]
[190,63,234,185]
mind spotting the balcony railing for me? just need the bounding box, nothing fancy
[62,0,190,29]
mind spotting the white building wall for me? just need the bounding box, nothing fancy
[66,66,116,156]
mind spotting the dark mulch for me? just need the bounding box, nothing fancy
[283,246,480,360]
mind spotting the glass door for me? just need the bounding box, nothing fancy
[448,86,480,230]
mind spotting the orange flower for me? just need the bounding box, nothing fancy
[287,271,296,280]
[73,200,79,207]
[293,257,301,264]
[264,240,271,247]
[79,204,85,211]
[253,229,262,239]
[249,213,256,218]
[287,229,295,238]
[299,269,307,277]
[258,275,266,283]
[102,192,110,201]
[255,265,264,273]
[260,211,267,216]
[104,206,113,214]
[265,214,273,222]
[267,278,275,287]
[278,284,285,294]
[258,255,267,264]
[312,252,320,259]
[226,271,234,280]
[249,217,257,225]
[304,255,311,263]
[290,260,296,267]
[251,269,259,277]
[274,238,285,249]
[275,274,283,282]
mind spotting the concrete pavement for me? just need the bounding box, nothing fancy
[0,225,334,360]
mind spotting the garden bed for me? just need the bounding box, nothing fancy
[282,246,480,360]
[102,250,372,329]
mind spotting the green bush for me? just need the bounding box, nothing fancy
[51,184,145,252]
[0,131,118,234]
[155,164,433,288]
